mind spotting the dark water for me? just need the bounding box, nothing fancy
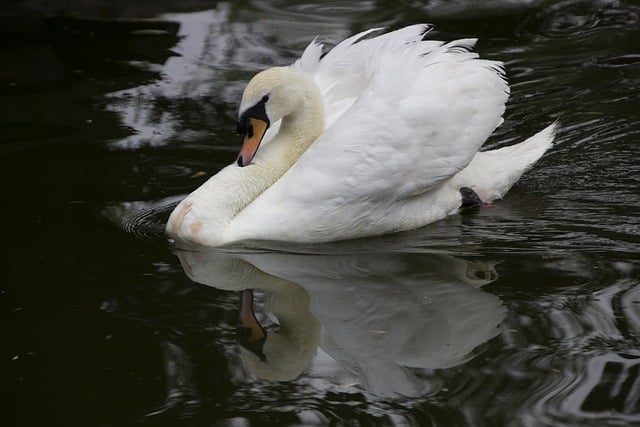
[4,1,640,425]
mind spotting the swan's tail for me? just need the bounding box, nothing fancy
[451,122,558,202]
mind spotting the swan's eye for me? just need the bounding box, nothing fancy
[236,95,270,138]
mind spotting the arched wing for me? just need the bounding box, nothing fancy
[233,28,509,241]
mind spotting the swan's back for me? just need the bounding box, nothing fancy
[293,25,507,131]
[293,25,449,127]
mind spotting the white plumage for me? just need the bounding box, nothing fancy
[166,25,556,246]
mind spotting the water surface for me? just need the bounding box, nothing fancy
[4,1,639,425]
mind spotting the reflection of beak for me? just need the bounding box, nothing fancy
[238,290,267,361]
[237,118,269,167]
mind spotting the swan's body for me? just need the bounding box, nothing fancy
[166,25,556,246]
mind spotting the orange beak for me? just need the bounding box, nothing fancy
[237,118,269,167]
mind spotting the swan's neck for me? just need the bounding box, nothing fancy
[258,82,325,173]
[240,74,324,203]
[166,72,324,246]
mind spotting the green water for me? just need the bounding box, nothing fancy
[3,1,639,425]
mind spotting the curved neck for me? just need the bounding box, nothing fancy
[169,72,325,246]
[257,76,325,174]
[232,72,325,212]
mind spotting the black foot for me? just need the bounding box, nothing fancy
[460,187,484,208]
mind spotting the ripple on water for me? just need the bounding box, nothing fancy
[100,197,180,242]
[530,351,640,426]
[433,262,640,426]
[517,0,640,39]
[521,271,640,423]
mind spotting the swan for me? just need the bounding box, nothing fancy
[166,24,557,246]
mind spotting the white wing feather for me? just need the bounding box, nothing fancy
[231,27,510,242]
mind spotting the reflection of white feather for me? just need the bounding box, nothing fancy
[176,250,320,382]
[290,254,505,397]
[176,249,506,397]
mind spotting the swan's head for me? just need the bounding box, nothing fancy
[236,66,317,167]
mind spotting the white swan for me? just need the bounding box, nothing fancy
[166,25,557,246]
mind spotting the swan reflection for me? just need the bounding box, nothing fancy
[174,247,506,397]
